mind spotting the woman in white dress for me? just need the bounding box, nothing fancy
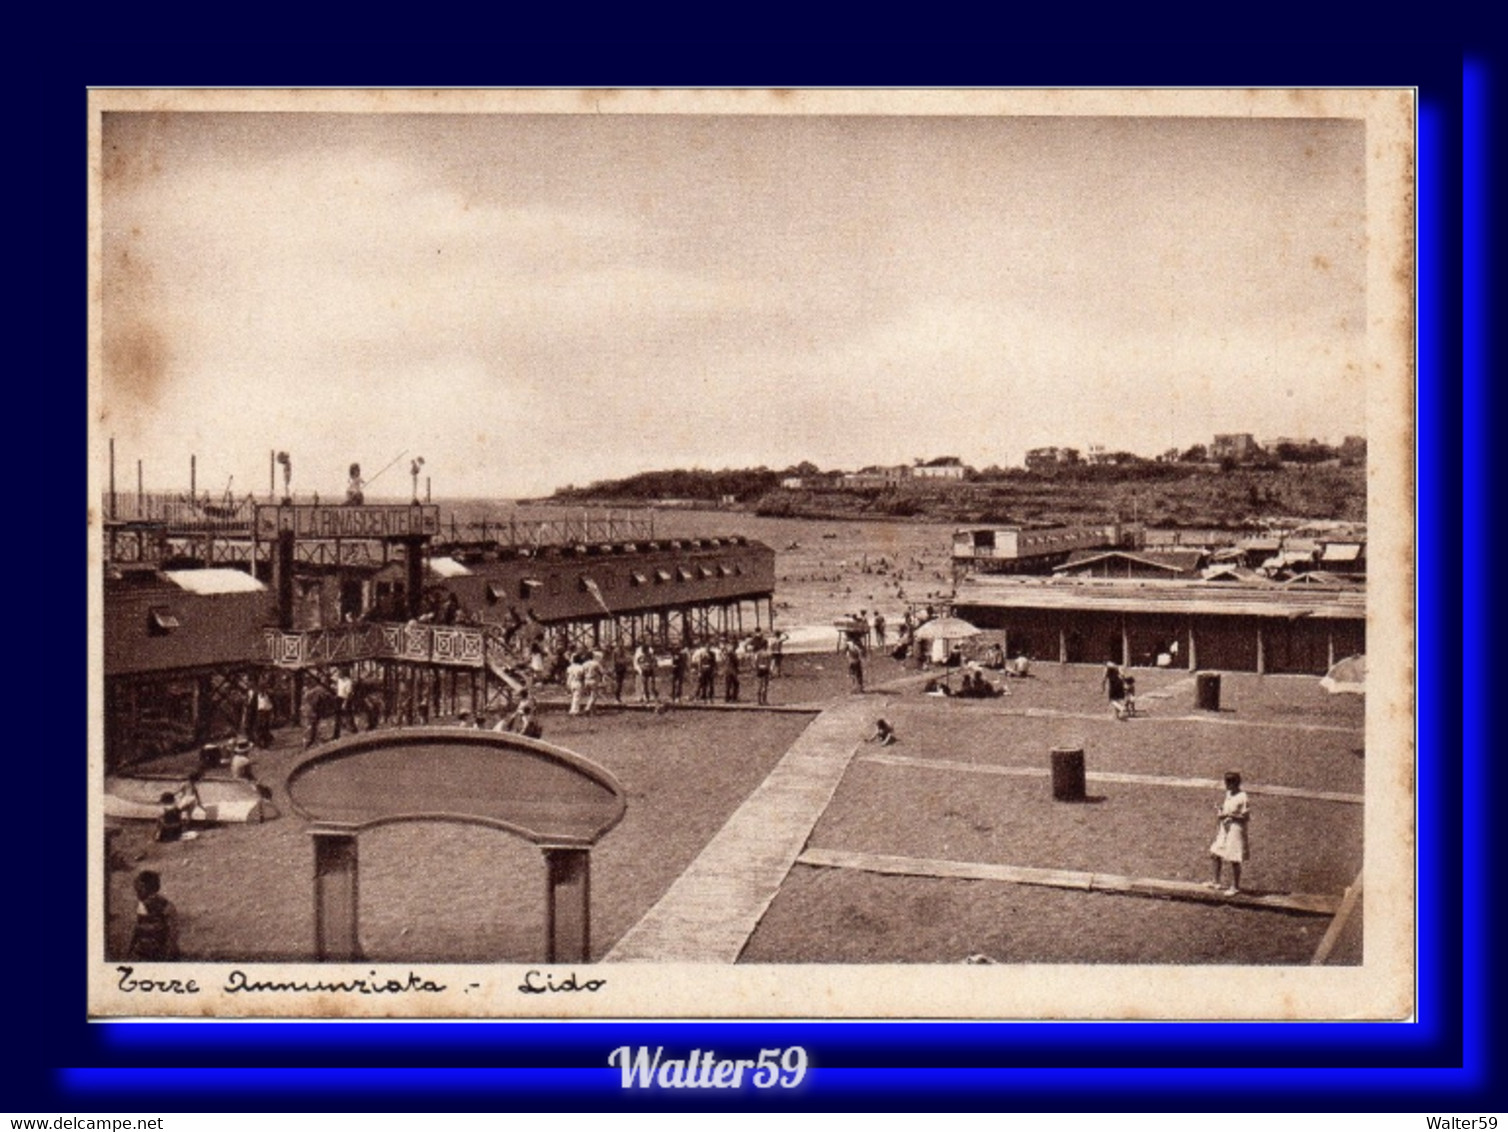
[1206,770,1250,895]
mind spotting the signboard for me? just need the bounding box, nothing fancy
[254,503,441,541]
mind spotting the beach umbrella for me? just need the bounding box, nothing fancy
[913,616,982,641]
[1320,653,1365,695]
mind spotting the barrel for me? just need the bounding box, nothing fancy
[1050,745,1086,802]
[1196,671,1222,711]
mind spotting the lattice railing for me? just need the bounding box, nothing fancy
[263,623,487,668]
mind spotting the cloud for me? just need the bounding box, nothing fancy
[99,114,1371,496]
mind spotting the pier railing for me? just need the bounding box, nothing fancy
[102,493,655,551]
[103,491,259,531]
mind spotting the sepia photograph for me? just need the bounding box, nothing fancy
[88,88,1415,1019]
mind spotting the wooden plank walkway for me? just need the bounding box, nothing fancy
[858,752,1363,805]
[797,847,1342,915]
[1311,870,1364,963]
[604,697,881,962]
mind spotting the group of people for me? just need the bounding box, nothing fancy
[528,630,793,713]
[838,609,888,651]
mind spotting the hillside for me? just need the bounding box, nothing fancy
[543,464,1366,530]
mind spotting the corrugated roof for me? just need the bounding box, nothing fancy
[1056,549,1204,574]
[163,569,266,595]
[954,577,1364,620]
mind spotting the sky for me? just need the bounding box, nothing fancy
[99,109,1367,499]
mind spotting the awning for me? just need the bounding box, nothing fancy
[1320,543,1363,563]
[163,568,265,595]
[427,556,473,578]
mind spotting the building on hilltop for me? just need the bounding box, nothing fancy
[1210,433,1261,463]
[1024,447,1081,474]
[841,465,912,488]
[912,456,969,480]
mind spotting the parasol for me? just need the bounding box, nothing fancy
[914,617,982,690]
[1320,653,1365,695]
[913,616,982,642]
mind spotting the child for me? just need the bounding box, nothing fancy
[229,738,256,782]
[127,870,180,960]
[1206,770,1250,895]
[867,718,897,746]
[153,792,184,843]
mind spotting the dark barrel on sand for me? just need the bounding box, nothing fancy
[1050,745,1086,802]
[1196,671,1222,711]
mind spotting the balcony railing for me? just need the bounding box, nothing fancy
[263,622,486,668]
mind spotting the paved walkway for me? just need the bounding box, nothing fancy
[797,847,1342,916]
[603,695,881,962]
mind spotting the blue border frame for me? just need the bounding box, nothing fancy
[21,32,1480,1112]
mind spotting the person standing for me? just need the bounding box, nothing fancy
[770,630,787,677]
[581,651,603,715]
[611,646,629,703]
[254,686,275,747]
[1206,771,1250,895]
[874,612,887,648]
[754,645,772,705]
[565,654,585,715]
[723,643,741,703]
[635,643,659,702]
[1102,661,1127,720]
[334,668,355,739]
[669,645,687,703]
[847,638,865,693]
[699,641,718,702]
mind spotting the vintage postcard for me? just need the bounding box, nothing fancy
[88,88,1415,1019]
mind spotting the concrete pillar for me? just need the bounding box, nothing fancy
[1256,625,1266,675]
[312,828,360,960]
[1059,627,1067,665]
[543,847,592,963]
[1120,617,1130,669]
[1187,624,1198,671]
